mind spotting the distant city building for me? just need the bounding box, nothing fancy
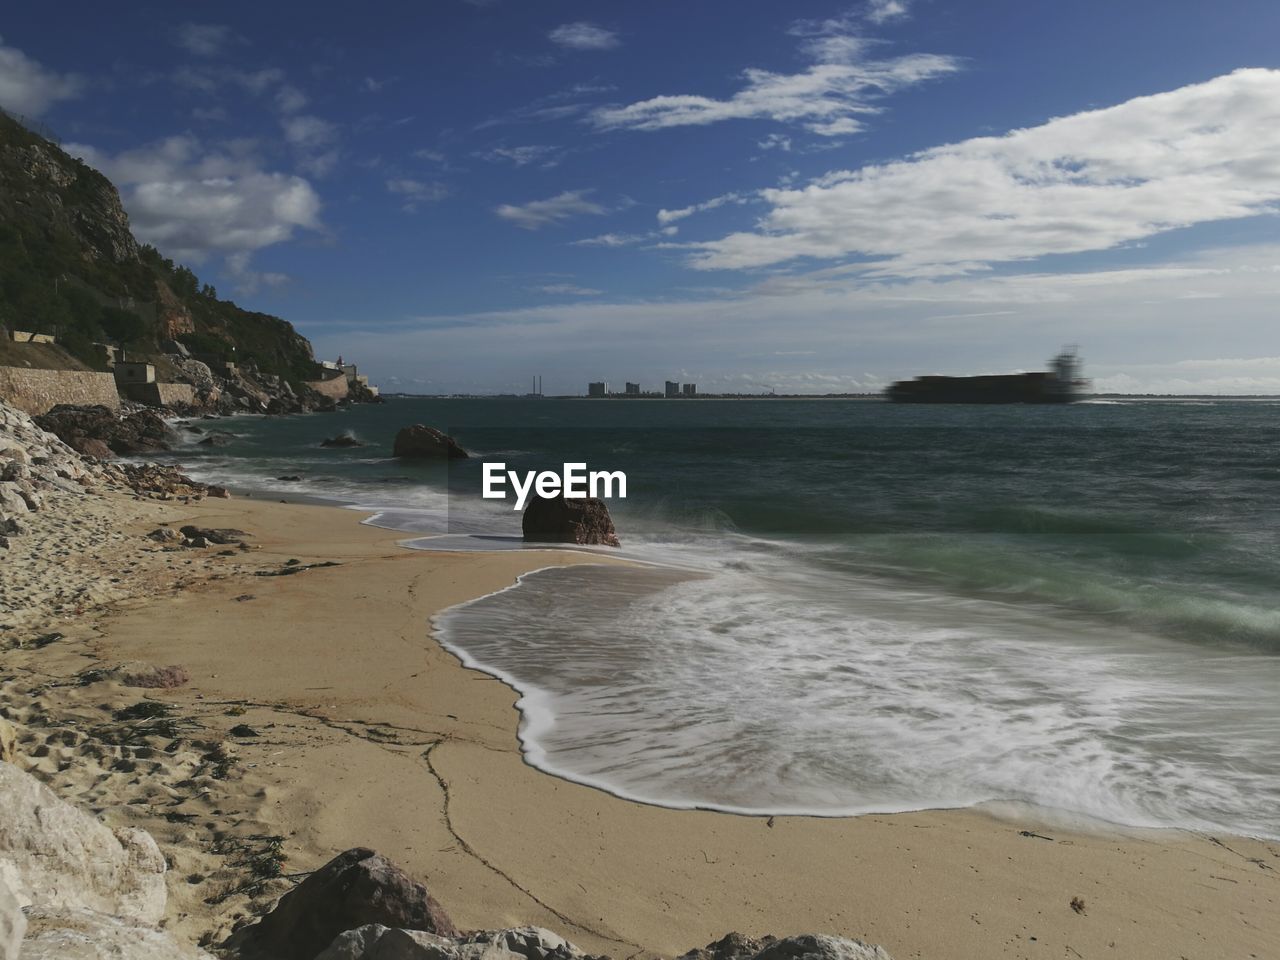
[682,383,697,396]
[664,380,680,398]
[588,381,608,397]
[624,382,640,395]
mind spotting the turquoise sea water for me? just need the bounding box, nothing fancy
[161,397,1280,837]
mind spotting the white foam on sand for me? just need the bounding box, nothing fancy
[432,548,1280,839]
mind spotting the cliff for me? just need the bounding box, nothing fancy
[0,110,317,384]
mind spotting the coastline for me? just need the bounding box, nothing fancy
[5,489,1278,959]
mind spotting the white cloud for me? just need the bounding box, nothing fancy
[66,136,322,264]
[1091,356,1280,395]
[495,190,607,230]
[275,85,308,113]
[758,133,793,152]
[537,283,602,297]
[480,144,561,168]
[571,226,678,247]
[658,192,749,225]
[787,14,873,64]
[591,25,959,137]
[549,22,620,51]
[571,232,647,247]
[281,114,336,149]
[173,66,284,96]
[310,243,1280,395]
[281,114,339,176]
[386,177,450,212]
[362,77,385,93]
[865,0,910,25]
[0,36,81,116]
[225,251,290,296]
[174,23,236,57]
[688,70,1280,276]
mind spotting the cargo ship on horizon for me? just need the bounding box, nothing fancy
[887,348,1090,404]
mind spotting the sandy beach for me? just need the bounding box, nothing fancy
[1,484,1275,960]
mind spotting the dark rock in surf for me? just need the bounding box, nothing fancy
[522,495,620,548]
[392,425,468,459]
[198,431,236,447]
[320,433,363,448]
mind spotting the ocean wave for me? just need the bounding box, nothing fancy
[434,561,1280,838]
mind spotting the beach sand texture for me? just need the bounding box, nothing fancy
[3,491,1278,959]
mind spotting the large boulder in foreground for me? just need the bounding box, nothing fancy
[0,761,167,924]
[392,425,468,459]
[316,927,893,960]
[20,907,215,960]
[523,495,620,548]
[680,934,892,960]
[316,924,596,960]
[230,847,457,960]
[753,935,892,960]
[0,876,24,960]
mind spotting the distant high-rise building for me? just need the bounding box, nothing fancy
[624,382,640,395]
[588,381,608,397]
[664,380,679,398]
[682,383,697,396]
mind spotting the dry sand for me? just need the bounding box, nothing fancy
[2,489,1277,959]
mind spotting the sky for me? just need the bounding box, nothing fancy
[3,0,1280,394]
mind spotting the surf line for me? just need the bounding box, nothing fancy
[482,462,627,511]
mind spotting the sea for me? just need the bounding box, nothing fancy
[159,396,1280,839]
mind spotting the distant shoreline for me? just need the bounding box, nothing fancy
[378,391,1280,400]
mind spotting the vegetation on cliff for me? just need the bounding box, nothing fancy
[0,110,318,382]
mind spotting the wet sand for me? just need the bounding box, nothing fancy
[5,491,1278,958]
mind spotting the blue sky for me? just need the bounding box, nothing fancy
[4,1,1280,393]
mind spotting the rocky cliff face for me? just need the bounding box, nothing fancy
[154,281,195,339]
[0,134,140,269]
[0,111,320,385]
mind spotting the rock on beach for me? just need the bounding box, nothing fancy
[229,847,457,960]
[522,494,621,547]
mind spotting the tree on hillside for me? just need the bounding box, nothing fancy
[99,306,149,346]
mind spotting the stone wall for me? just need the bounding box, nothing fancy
[0,367,120,415]
[124,382,195,408]
[304,371,350,400]
[9,331,56,344]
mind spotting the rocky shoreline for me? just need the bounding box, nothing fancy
[0,398,894,960]
[5,396,1279,960]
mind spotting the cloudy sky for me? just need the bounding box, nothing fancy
[4,1,1280,394]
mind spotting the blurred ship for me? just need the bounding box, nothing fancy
[887,347,1090,404]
